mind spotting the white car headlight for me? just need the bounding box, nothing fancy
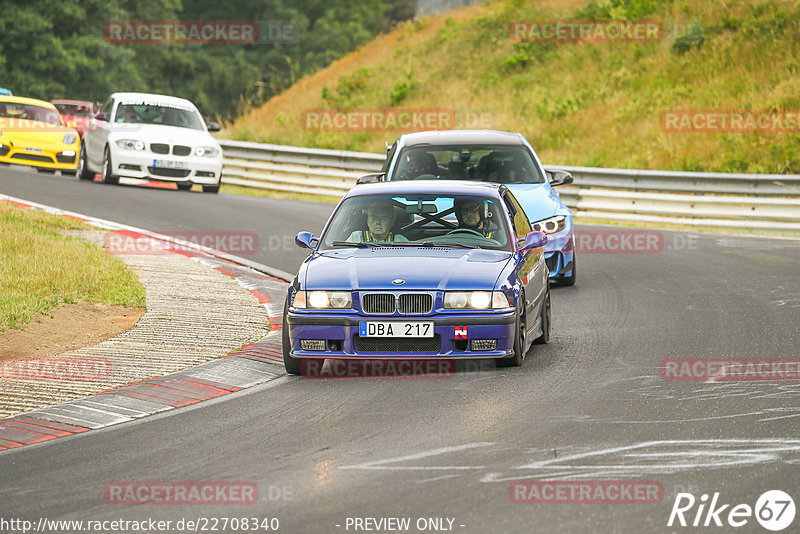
[444,291,510,309]
[116,139,145,151]
[293,291,352,309]
[194,146,220,157]
[63,133,77,145]
[532,215,566,234]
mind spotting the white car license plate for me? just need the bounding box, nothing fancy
[152,159,188,169]
[25,146,44,153]
[359,321,433,338]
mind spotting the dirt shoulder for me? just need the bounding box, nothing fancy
[0,302,145,361]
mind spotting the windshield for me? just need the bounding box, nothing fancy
[53,103,93,117]
[391,144,545,184]
[0,102,62,126]
[321,193,510,251]
[114,103,204,130]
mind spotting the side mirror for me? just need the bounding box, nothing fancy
[295,231,319,250]
[94,112,107,122]
[207,122,221,132]
[546,169,573,187]
[520,231,547,251]
[356,172,385,185]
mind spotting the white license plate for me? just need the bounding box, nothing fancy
[359,321,434,338]
[25,146,43,153]
[152,159,188,169]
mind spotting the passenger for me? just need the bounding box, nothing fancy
[454,199,494,238]
[347,200,408,243]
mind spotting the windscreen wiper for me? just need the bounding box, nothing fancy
[332,241,379,247]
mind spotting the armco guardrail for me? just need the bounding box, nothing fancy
[219,139,800,233]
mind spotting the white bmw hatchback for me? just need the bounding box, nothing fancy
[79,92,223,193]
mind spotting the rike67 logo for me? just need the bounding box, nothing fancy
[668,490,795,531]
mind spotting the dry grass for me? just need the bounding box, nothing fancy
[226,0,800,174]
[0,202,146,330]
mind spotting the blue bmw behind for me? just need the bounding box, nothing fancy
[283,181,551,374]
[381,130,576,286]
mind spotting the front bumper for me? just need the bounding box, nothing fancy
[110,148,222,185]
[287,310,517,359]
[543,230,575,279]
[0,141,79,171]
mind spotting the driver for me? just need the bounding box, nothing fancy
[396,151,438,180]
[454,199,494,238]
[118,105,140,123]
[347,200,408,243]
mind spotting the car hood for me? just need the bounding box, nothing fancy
[506,182,571,222]
[0,122,76,144]
[108,124,217,146]
[301,247,512,291]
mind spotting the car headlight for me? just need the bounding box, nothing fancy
[194,146,219,157]
[293,291,352,309]
[532,215,566,234]
[444,291,510,309]
[115,139,145,151]
[63,133,77,145]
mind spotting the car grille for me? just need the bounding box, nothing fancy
[147,166,191,178]
[362,293,396,314]
[545,254,558,273]
[353,335,441,353]
[11,153,52,163]
[173,145,191,156]
[362,293,433,314]
[150,143,169,154]
[56,153,76,163]
[398,293,433,314]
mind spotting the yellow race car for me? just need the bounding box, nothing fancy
[0,95,81,174]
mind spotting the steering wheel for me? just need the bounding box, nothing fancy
[446,228,485,237]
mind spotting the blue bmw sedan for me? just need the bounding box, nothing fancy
[381,130,576,286]
[283,181,551,375]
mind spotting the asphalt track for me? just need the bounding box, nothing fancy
[2,167,800,533]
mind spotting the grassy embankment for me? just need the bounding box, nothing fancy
[0,202,146,331]
[226,0,800,174]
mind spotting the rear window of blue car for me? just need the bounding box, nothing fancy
[391,145,545,184]
[321,194,511,251]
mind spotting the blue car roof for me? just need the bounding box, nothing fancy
[346,180,505,199]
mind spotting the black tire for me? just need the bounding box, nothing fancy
[533,287,551,345]
[202,184,220,194]
[497,295,526,367]
[177,182,192,191]
[77,142,93,180]
[558,251,576,286]
[282,297,311,375]
[102,146,119,185]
